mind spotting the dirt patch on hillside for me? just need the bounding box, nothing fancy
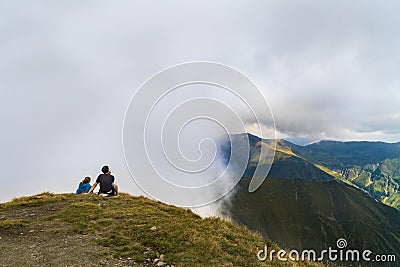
[0,203,157,267]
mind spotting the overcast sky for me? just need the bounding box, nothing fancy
[1,1,400,203]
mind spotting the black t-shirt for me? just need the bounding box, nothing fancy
[96,173,115,193]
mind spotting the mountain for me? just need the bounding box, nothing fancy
[0,192,321,267]
[220,134,333,182]
[225,135,400,210]
[293,140,400,169]
[290,140,400,209]
[220,134,400,265]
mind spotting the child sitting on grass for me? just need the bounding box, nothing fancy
[76,176,91,194]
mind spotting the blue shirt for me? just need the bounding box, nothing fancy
[76,182,91,194]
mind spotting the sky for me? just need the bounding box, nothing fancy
[1,1,400,204]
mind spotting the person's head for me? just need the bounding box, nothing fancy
[101,165,110,174]
[82,176,91,184]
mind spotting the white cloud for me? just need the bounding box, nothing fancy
[1,0,400,202]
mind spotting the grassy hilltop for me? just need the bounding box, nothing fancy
[0,192,320,267]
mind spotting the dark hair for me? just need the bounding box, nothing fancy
[82,177,91,184]
[101,165,109,174]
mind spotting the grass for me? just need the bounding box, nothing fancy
[384,193,400,209]
[0,219,28,229]
[2,192,68,207]
[0,192,321,267]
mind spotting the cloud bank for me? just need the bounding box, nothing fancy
[1,0,400,203]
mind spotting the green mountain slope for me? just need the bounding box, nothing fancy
[293,141,400,169]
[229,135,400,210]
[220,134,400,265]
[290,141,400,209]
[222,178,400,259]
[0,192,320,267]
[223,134,333,182]
[254,151,334,182]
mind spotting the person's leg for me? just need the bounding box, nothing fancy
[113,184,119,196]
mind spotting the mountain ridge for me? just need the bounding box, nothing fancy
[220,133,400,266]
[227,133,400,210]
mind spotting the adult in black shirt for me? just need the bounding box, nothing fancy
[88,165,119,196]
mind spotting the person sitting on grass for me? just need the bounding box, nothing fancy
[88,165,118,196]
[76,177,91,194]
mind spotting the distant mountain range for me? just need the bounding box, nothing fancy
[289,139,400,209]
[219,134,400,265]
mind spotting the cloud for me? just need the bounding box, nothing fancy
[1,1,400,203]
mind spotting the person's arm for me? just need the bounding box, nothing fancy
[88,182,98,194]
